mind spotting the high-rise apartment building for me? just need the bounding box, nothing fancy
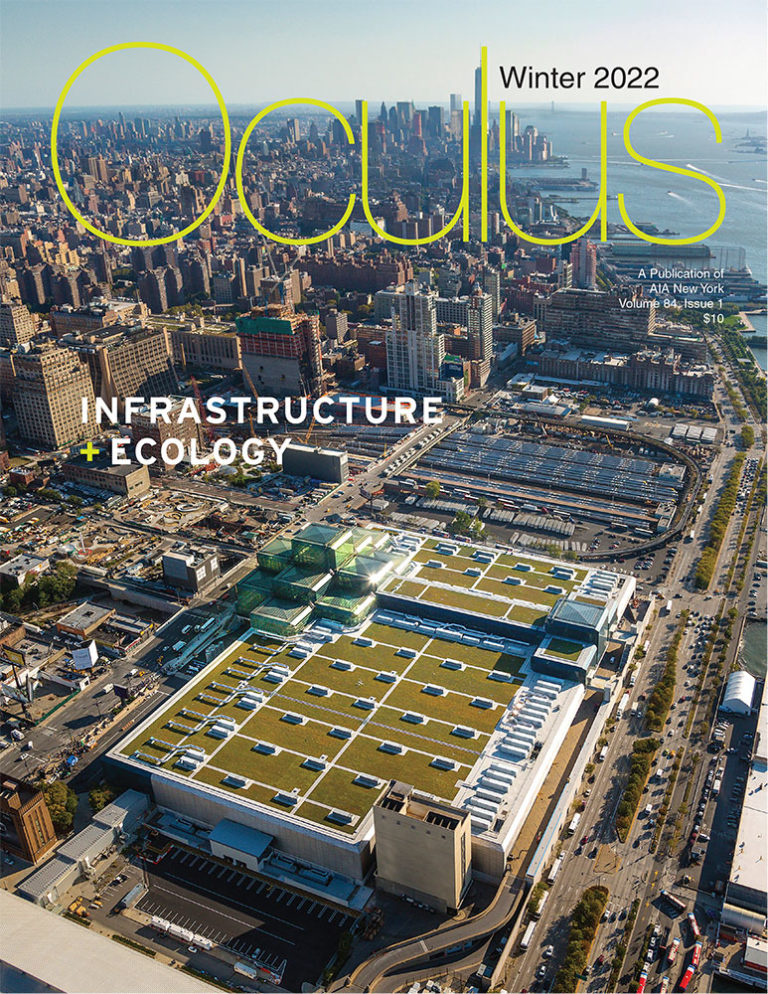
[436,290,493,362]
[385,283,464,401]
[0,301,36,347]
[539,287,655,351]
[74,325,176,406]
[482,267,501,320]
[131,399,203,472]
[237,304,324,397]
[386,282,443,395]
[13,343,96,448]
[571,239,598,289]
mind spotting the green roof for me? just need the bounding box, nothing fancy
[236,315,296,336]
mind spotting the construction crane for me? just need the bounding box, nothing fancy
[190,375,215,446]
[241,365,259,436]
[303,415,317,446]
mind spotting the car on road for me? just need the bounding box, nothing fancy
[543,945,554,958]
[536,965,547,980]
[581,835,589,845]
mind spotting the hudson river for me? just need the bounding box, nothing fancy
[512,106,767,368]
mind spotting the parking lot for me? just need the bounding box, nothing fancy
[136,844,355,989]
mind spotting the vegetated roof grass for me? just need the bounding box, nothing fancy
[118,610,541,829]
[414,564,480,588]
[237,704,350,756]
[419,540,477,560]
[208,735,324,794]
[406,654,522,704]
[381,577,428,600]
[371,705,489,755]
[300,766,387,818]
[475,576,563,607]
[318,636,416,672]
[268,683,371,726]
[295,801,358,834]
[336,735,468,799]
[419,585,510,616]
[383,682,502,732]
[544,637,586,660]
[191,764,301,812]
[363,622,432,650]
[289,657,396,700]
[493,552,588,580]
[486,562,579,591]
[505,603,549,626]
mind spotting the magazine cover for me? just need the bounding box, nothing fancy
[0,2,766,993]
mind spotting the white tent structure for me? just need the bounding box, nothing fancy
[720,670,757,715]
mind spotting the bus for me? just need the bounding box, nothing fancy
[598,745,608,762]
[520,920,536,951]
[567,813,581,836]
[660,889,687,915]
[636,970,648,994]
[687,912,701,940]
[666,937,680,965]
[691,941,702,969]
[547,854,565,885]
[659,977,669,994]
[530,889,549,921]
[679,965,695,992]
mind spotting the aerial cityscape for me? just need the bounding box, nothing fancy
[0,5,766,993]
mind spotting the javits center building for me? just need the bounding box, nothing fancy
[107,525,635,907]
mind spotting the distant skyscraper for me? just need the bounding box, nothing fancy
[570,239,598,289]
[386,283,449,397]
[473,66,484,126]
[355,100,364,124]
[0,301,36,347]
[396,101,413,126]
[13,343,96,449]
[427,106,444,136]
[450,93,462,113]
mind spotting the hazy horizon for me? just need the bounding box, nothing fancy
[1,0,766,110]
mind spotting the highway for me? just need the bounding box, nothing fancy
[505,362,764,993]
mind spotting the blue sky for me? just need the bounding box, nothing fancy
[1,0,766,110]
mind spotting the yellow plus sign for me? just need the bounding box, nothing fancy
[79,440,101,462]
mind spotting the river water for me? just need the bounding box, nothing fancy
[513,106,767,367]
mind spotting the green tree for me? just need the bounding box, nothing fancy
[42,781,78,834]
[425,480,441,499]
[89,782,116,813]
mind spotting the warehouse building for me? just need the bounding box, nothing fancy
[719,670,757,715]
[107,532,636,906]
[281,443,349,483]
[162,548,220,593]
[63,456,150,497]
